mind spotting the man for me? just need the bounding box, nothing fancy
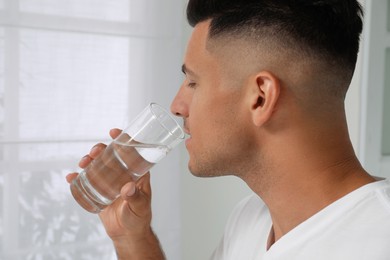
[67,0,390,259]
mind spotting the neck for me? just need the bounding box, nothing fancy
[241,119,376,244]
[269,159,373,243]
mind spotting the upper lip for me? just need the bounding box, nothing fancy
[183,119,190,136]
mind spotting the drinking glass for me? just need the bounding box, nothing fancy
[70,103,185,213]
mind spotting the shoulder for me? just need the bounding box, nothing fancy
[223,193,270,241]
[374,178,390,207]
[318,179,390,258]
[233,193,265,213]
[363,179,390,216]
[228,193,267,223]
[335,179,390,228]
[323,179,390,252]
[210,193,271,260]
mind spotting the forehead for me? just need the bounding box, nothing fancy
[185,21,258,85]
[187,21,210,53]
[184,21,276,87]
[184,21,216,69]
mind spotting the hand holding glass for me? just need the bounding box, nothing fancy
[70,103,185,213]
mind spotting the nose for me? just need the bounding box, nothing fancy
[170,84,190,118]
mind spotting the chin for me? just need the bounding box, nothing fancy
[188,163,228,178]
[188,164,208,177]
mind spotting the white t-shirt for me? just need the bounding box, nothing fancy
[211,179,390,260]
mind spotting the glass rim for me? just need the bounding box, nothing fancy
[149,102,185,140]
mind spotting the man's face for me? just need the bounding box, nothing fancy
[170,21,256,177]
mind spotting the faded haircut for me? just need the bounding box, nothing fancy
[186,0,364,97]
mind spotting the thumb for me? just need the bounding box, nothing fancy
[120,179,151,218]
[123,182,137,197]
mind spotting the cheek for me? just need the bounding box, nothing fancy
[192,108,234,146]
[188,91,214,129]
[189,85,245,144]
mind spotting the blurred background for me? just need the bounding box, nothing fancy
[0,0,389,259]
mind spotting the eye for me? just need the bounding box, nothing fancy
[187,81,197,89]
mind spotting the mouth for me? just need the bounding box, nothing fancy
[184,128,191,146]
[183,120,190,135]
[182,119,191,143]
[185,131,191,140]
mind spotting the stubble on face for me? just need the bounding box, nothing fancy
[183,22,260,179]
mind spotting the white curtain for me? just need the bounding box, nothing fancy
[0,0,185,259]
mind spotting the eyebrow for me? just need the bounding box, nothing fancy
[181,64,198,77]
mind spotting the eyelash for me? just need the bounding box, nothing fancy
[187,82,196,89]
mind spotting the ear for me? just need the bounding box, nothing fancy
[249,71,280,127]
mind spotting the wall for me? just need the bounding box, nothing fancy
[347,0,366,153]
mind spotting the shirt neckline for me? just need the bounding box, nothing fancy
[264,179,389,256]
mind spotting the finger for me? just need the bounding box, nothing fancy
[89,143,106,158]
[78,155,92,168]
[66,172,78,183]
[135,172,152,197]
[78,129,120,169]
[109,128,122,139]
[78,143,107,168]
[120,174,152,218]
[122,182,137,197]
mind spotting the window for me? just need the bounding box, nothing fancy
[360,0,390,178]
[19,0,130,22]
[0,0,184,259]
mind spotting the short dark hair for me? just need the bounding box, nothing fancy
[187,0,363,84]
